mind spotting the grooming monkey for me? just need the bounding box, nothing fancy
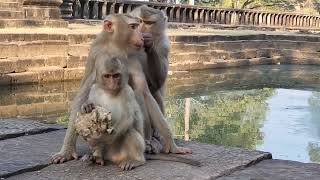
[76,57,146,170]
[130,5,169,114]
[130,6,192,154]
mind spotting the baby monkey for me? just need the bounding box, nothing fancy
[76,57,201,170]
[77,57,146,170]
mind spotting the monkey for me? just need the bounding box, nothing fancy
[130,5,169,114]
[76,57,146,170]
[51,14,146,164]
[52,13,191,164]
[130,5,190,154]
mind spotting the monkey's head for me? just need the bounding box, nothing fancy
[97,57,128,95]
[103,14,144,51]
[130,5,168,35]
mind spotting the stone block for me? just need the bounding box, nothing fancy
[9,72,39,84]
[0,59,16,73]
[0,43,19,58]
[68,44,90,56]
[0,104,17,118]
[63,67,85,80]
[15,93,45,105]
[15,58,45,72]
[36,67,64,82]
[67,56,87,68]
[45,56,67,68]
[0,10,23,19]
[23,7,61,20]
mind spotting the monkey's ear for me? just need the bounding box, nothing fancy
[103,20,114,33]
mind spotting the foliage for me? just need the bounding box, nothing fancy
[56,115,69,125]
[166,88,274,150]
[308,143,320,163]
[184,0,320,14]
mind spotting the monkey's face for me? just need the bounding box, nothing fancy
[102,72,122,93]
[128,22,144,50]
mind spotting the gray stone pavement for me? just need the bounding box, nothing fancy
[5,137,270,180]
[217,159,320,180]
[0,130,88,178]
[1,119,320,180]
[0,118,64,140]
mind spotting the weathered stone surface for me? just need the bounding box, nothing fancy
[6,138,271,180]
[217,159,320,180]
[0,130,87,178]
[0,118,63,140]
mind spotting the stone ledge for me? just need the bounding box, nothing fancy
[0,128,271,179]
[0,118,64,140]
[217,159,320,180]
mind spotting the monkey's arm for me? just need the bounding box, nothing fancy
[80,49,97,87]
[52,73,96,164]
[145,38,169,93]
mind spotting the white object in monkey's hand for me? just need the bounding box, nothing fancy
[75,106,114,137]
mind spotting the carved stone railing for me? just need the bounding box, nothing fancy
[60,0,320,28]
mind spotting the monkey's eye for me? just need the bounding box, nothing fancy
[104,74,111,79]
[112,73,120,79]
[143,21,155,25]
[129,24,138,30]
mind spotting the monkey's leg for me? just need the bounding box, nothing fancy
[153,90,165,114]
[52,74,95,164]
[132,71,191,154]
[51,109,79,164]
[109,129,146,171]
[144,91,192,154]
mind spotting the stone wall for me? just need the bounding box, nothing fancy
[1,33,320,85]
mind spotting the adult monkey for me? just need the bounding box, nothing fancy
[129,6,191,154]
[130,5,168,114]
[52,14,146,163]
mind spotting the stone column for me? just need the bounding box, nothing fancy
[23,0,64,19]
[60,0,74,19]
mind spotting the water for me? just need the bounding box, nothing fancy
[1,65,320,163]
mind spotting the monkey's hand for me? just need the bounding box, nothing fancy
[142,33,153,49]
[81,101,95,114]
[51,148,78,164]
[163,138,193,154]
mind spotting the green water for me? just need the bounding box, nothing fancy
[1,65,320,163]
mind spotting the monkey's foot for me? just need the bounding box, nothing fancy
[145,137,163,154]
[80,154,105,165]
[118,160,144,171]
[51,150,78,164]
[163,142,192,154]
[173,146,192,154]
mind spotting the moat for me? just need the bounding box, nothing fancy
[1,65,320,164]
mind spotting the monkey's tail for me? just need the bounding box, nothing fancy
[144,153,201,167]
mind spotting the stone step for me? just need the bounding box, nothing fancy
[0,10,23,19]
[169,57,276,71]
[0,66,85,85]
[0,33,68,42]
[0,56,67,74]
[0,40,68,59]
[0,2,22,10]
[171,40,320,53]
[0,55,88,74]
[0,19,68,28]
